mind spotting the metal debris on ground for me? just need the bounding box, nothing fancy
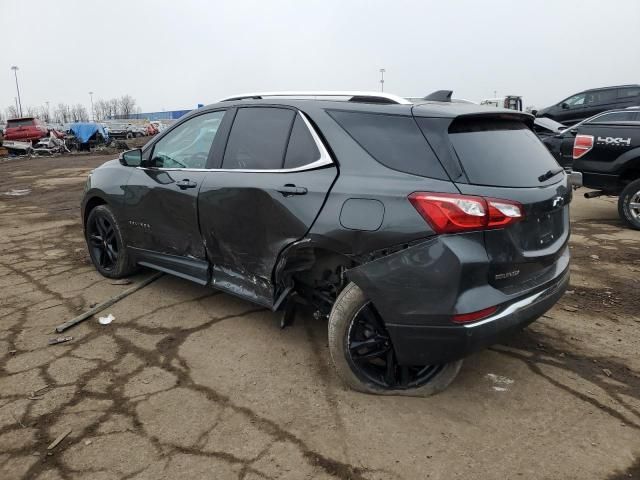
[48,336,73,345]
[47,429,72,450]
[98,314,115,325]
[3,188,32,196]
[110,279,132,285]
[28,384,51,400]
[55,272,163,333]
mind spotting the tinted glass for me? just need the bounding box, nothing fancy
[151,111,225,168]
[7,119,35,127]
[588,111,638,123]
[448,120,560,188]
[586,89,616,104]
[618,87,640,98]
[223,107,295,170]
[328,110,446,179]
[284,115,320,169]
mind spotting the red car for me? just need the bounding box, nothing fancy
[4,117,48,142]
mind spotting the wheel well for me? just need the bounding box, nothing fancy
[620,166,640,187]
[83,197,107,226]
[277,246,356,314]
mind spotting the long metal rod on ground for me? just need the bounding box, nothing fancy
[55,272,163,333]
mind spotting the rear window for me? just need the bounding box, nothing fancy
[327,110,447,179]
[588,111,638,123]
[7,119,35,127]
[447,119,560,187]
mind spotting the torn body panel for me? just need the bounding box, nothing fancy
[198,166,338,308]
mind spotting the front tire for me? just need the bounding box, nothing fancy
[618,179,640,230]
[85,205,136,278]
[328,282,462,396]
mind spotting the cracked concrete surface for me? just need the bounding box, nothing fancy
[0,154,639,480]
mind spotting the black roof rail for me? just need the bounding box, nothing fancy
[423,90,453,102]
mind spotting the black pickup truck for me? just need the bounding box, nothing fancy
[567,107,640,229]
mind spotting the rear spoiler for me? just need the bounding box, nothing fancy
[423,90,453,102]
[452,111,535,129]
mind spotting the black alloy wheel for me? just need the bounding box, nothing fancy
[88,213,119,272]
[346,302,444,389]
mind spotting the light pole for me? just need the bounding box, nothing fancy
[89,91,94,121]
[379,68,385,92]
[11,66,23,117]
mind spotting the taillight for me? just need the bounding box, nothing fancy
[408,192,524,234]
[452,305,498,323]
[573,134,594,160]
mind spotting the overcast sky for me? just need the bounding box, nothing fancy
[2,0,639,116]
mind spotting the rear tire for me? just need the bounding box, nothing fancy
[85,205,137,278]
[618,179,640,230]
[328,282,462,397]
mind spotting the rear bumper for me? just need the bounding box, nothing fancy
[385,267,569,365]
[347,234,570,366]
[580,172,620,194]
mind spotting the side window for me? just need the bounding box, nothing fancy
[587,90,616,105]
[223,107,295,170]
[618,87,640,98]
[151,111,225,169]
[588,111,638,123]
[284,115,320,169]
[565,93,585,106]
[329,110,447,179]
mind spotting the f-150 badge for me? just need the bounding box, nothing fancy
[597,136,631,146]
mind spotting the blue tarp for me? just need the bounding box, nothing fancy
[69,122,109,143]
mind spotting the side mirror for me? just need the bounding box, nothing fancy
[531,109,538,116]
[119,148,142,167]
[561,102,569,109]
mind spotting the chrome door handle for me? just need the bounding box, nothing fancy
[176,179,197,190]
[276,184,307,196]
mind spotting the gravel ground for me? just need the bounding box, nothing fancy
[0,154,638,480]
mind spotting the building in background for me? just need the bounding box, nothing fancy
[109,105,204,121]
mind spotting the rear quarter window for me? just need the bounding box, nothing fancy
[447,119,561,188]
[327,110,447,179]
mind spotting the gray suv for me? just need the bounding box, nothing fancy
[81,91,573,396]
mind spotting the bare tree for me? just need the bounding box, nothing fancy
[94,99,108,120]
[26,105,39,117]
[54,103,72,123]
[39,105,51,123]
[119,95,136,118]
[71,104,89,122]
[109,98,119,118]
[6,105,19,119]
